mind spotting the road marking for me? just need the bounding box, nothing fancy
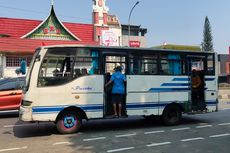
[4,124,32,128]
[171,127,190,131]
[196,125,213,128]
[181,137,204,142]
[115,133,136,138]
[222,108,230,110]
[146,142,171,147]
[144,130,165,134]
[0,146,27,152]
[107,147,134,153]
[83,137,106,141]
[53,142,73,145]
[209,133,230,138]
[218,123,230,126]
[3,123,49,128]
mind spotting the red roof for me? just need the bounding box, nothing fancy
[0,17,98,54]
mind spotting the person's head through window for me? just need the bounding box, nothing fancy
[114,66,122,73]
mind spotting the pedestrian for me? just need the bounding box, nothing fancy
[105,66,126,118]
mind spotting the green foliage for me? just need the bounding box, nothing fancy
[202,16,214,51]
[153,44,201,51]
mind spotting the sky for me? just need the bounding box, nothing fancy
[0,0,229,54]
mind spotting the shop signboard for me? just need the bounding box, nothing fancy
[129,41,141,48]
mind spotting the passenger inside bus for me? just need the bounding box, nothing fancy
[81,68,88,75]
[105,66,126,118]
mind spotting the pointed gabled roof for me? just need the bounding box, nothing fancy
[21,5,81,41]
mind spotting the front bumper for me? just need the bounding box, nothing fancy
[19,106,33,121]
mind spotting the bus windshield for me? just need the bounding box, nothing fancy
[24,48,40,91]
[38,47,99,87]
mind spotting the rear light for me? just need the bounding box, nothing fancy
[22,100,32,106]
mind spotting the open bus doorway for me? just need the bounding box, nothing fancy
[187,56,206,111]
[103,54,127,117]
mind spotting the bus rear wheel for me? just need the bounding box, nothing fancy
[162,105,182,126]
[56,111,82,134]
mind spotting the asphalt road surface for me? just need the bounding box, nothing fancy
[0,101,230,153]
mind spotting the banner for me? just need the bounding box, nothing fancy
[101,30,118,46]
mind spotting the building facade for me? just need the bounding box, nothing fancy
[0,0,147,77]
[216,54,230,83]
[121,24,147,47]
[0,5,97,77]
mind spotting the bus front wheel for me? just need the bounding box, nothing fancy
[162,105,182,126]
[56,111,82,134]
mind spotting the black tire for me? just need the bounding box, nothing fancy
[56,111,82,134]
[162,105,182,126]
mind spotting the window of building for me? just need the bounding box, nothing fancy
[6,56,32,67]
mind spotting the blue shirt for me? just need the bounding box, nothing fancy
[110,71,126,94]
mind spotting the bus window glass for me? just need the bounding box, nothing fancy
[191,59,204,71]
[38,55,74,87]
[105,56,126,74]
[73,49,99,77]
[130,54,157,75]
[160,54,182,75]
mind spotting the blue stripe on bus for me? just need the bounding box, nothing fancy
[126,103,166,109]
[205,78,215,81]
[149,88,190,92]
[172,78,189,81]
[206,101,218,106]
[32,105,103,113]
[172,78,215,82]
[32,100,217,114]
[161,83,190,86]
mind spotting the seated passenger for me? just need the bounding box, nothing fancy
[74,68,81,78]
[53,69,60,77]
[81,68,88,76]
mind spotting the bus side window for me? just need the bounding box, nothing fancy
[89,50,99,75]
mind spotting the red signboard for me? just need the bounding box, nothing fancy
[129,41,141,48]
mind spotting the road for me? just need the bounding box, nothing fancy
[0,101,230,153]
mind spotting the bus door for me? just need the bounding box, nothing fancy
[187,56,206,111]
[102,53,127,117]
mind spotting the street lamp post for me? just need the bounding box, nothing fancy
[128,1,140,47]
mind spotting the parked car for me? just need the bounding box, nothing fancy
[0,77,25,111]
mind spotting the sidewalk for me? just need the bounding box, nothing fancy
[218,89,230,110]
[218,89,230,99]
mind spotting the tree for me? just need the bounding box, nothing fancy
[202,16,214,51]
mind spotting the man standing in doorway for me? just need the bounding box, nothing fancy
[105,66,126,117]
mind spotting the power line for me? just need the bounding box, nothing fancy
[0,5,91,22]
[0,5,48,15]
